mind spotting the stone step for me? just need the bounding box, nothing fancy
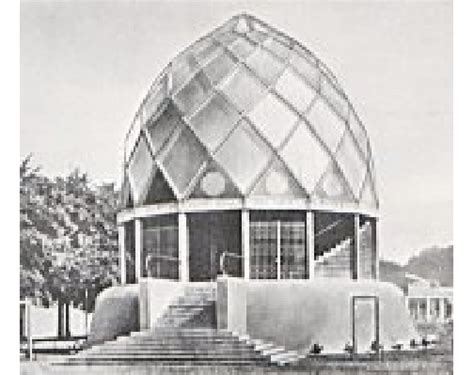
[84,348,261,356]
[68,354,267,361]
[56,359,267,366]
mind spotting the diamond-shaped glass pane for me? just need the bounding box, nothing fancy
[335,132,367,197]
[215,31,239,46]
[348,109,369,158]
[263,37,292,61]
[173,72,213,115]
[125,116,142,163]
[188,93,240,151]
[144,167,176,204]
[290,52,321,90]
[228,36,256,60]
[359,174,377,209]
[215,119,273,193]
[246,47,285,85]
[248,93,298,148]
[192,39,221,65]
[281,122,329,193]
[203,51,237,86]
[247,29,268,44]
[142,77,167,126]
[190,161,241,199]
[221,67,267,113]
[127,136,155,203]
[162,127,209,195]
[171,54,200,93]
[147,103,183,156]
[320,74,349,120]
[275,69,316,113]
[250,157,306,198]
[306,98,346,152]
[314,161,354,203]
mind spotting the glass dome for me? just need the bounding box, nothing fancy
[122,14,378,211]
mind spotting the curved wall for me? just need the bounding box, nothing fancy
[88,285,140,346]
[245,279,418,353]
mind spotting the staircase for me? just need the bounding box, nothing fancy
[56,284,273,367]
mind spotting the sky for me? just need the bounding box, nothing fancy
[20,0,452,264]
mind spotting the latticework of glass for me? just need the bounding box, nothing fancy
[122,14,379,210]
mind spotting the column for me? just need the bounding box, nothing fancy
[440,298,446,322]
[306,211,315,280]
[352,214,360,280]
[118,224,126,285]
[426,297,431,322]
[242,210,250,280]
[134,218,143,283]
[373,218,380,280]
[178,212,189,282]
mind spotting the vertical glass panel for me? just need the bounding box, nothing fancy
[173,72,213,115]
[142,216,178,280]
[162,127,209,195]
[188,93,240,151]
[281,122,330,193]
[147,103,183,155]
[220,67,267,113]
[348,109,369,158]
[359,219,375,280]
[121,177,133,208]
[280,221,306,279]
[250,157,306,198]
[124,221,136,284]
[171,54,200,93]
[127,136,155,203]
[290,52,321,90]
[125,116,142,163]
[306,98,346,153]
[250,221,278,279]
[263,37,292,61]
[246,47,285,85]
[203,51,238,86]
[247,29,269,44]
[190,161,241,199]
[320,74,349,120]
[248,93,298,148]
[215,119,273,193]
[227,36,256,60]
[275,69,316,113]
[314,161,354,203]
[335,132,367,198]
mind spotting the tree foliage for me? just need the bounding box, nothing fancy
[20,155,120,312]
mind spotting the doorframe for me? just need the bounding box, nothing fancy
[351,295,380,355]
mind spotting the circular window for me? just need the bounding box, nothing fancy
[265,171,288,195]
[201,172,226,197]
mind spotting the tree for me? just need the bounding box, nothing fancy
[20,156,120,337]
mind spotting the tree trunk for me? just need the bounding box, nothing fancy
[65,302,71,337]
[57,299,64,338]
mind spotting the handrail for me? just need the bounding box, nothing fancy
[219,251,243,276]
[145,254,179,278]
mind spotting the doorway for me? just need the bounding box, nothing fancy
[188,211,241,281]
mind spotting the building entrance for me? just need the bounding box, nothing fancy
[188,211,241,281]
[249,211,307,280]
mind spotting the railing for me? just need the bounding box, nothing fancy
[145,254,180,279]
[219,251,243,278]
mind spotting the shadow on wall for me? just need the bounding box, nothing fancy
[246,279,419,353]
[87,285,139,346]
